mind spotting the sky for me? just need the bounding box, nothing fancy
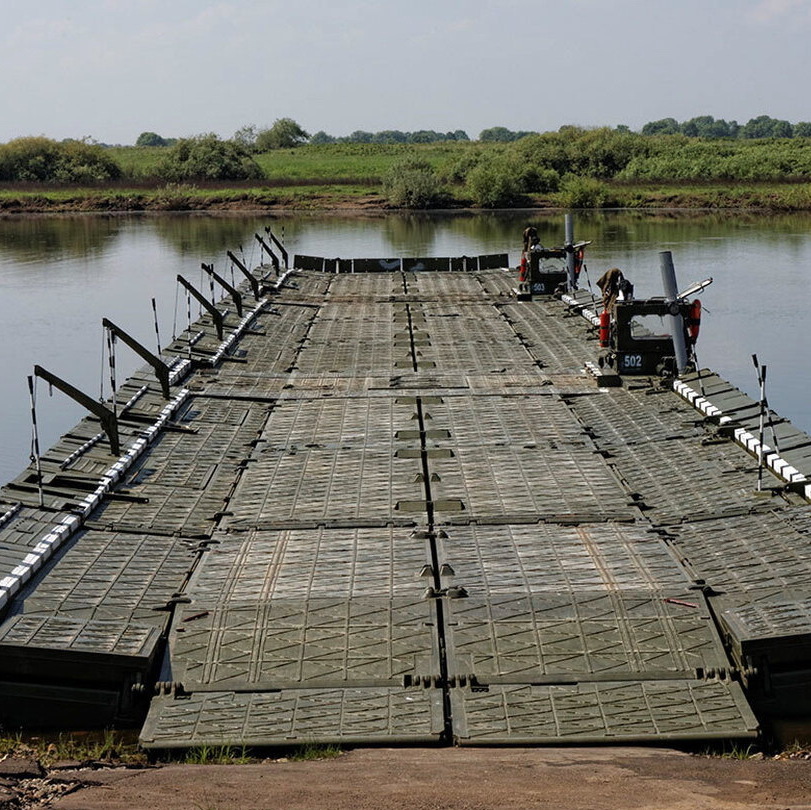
[1,0,810,144]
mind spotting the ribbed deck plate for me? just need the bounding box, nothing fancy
[451,680,758,744]
[667,511,811,591]
[430,444,633,522]
[435,523,690,594]
[443,593,727,682]
[0,614,160,664]
[222,448,424,529]
[185,527,430,601]
[605,436,766,522]
[140,687,445,748]
[714,590,811,665]
[20,529,192,621]
[170,598,438,690]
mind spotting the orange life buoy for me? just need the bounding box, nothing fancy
[687,299,701,342]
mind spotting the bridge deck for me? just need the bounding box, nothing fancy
[3,265,811,745]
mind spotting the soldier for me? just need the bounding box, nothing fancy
[596,267,633,311]
[522,225,538,253]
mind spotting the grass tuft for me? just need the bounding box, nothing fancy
[0,729,146,766]
[288,743,343,761]
[179,744,252,765]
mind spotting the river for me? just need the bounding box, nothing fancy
[0,210,809,484]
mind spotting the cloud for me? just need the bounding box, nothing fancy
[748,0,811,23]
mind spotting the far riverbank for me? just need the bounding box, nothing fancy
[2,180,811,214]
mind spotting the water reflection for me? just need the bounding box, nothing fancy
[151,214,274,258]
[0,215,123,263]
[0,210,809,483]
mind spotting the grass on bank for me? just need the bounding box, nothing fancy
[2,179,811,213]
[0,730,146,767]
[0,731,344,767]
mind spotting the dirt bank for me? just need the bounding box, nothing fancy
[2,747,810,810]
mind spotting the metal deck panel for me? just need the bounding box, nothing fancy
[122,401,268,491]
[279,271,333,296]
[326,273,405,297]
[428,444,634,522]
[499,303,598,372]
[434,394,592,448]
[443,592,728,683]
[187,527,431,602]
[18,530,193,621]
[90,398,271,536]
[565,387,707,449]
[0,504,75,552]
[711,589,811,666]
[278,376,395,397]
[462,372,567,394]
[451,680,758,744]
[169,598,438,691]
[141,687,445,749]
[92,482,231,537]
[294,339,399,376]
[256,396,415,451]
[192,370,288,400]
[221,448,425,530]
[37,416,126,477]
[435,523,692,595]
[0,614,162,677]
[666,511,811,592]
[231,307,316,373]
[415,340,540,376]
[604,436,778,523]
[403,273,487,296]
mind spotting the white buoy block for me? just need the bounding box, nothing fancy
[11,564,32,584]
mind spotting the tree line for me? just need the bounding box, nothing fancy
[641,115,811,139]
[137,116,811,148]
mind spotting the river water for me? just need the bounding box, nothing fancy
[0,210,809,483]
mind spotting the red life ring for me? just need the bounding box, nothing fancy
[519,256,528,283]
[687,299,701,342]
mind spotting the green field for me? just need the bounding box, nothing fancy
[105,141,485,182]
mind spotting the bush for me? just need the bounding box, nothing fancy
[0,137,122,183]
[557,175,612,208]
[519,166,560,193]
[466,155,543,207]
[383,158,445,208]
[438,150,482,184]
[158,134,264,181]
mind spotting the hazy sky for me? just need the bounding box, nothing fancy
[2,0,810,144]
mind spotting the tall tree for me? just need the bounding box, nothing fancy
[741,115,793,138]
[136,131,169,147]
[255,118,310,150]
[641,118,679,136]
